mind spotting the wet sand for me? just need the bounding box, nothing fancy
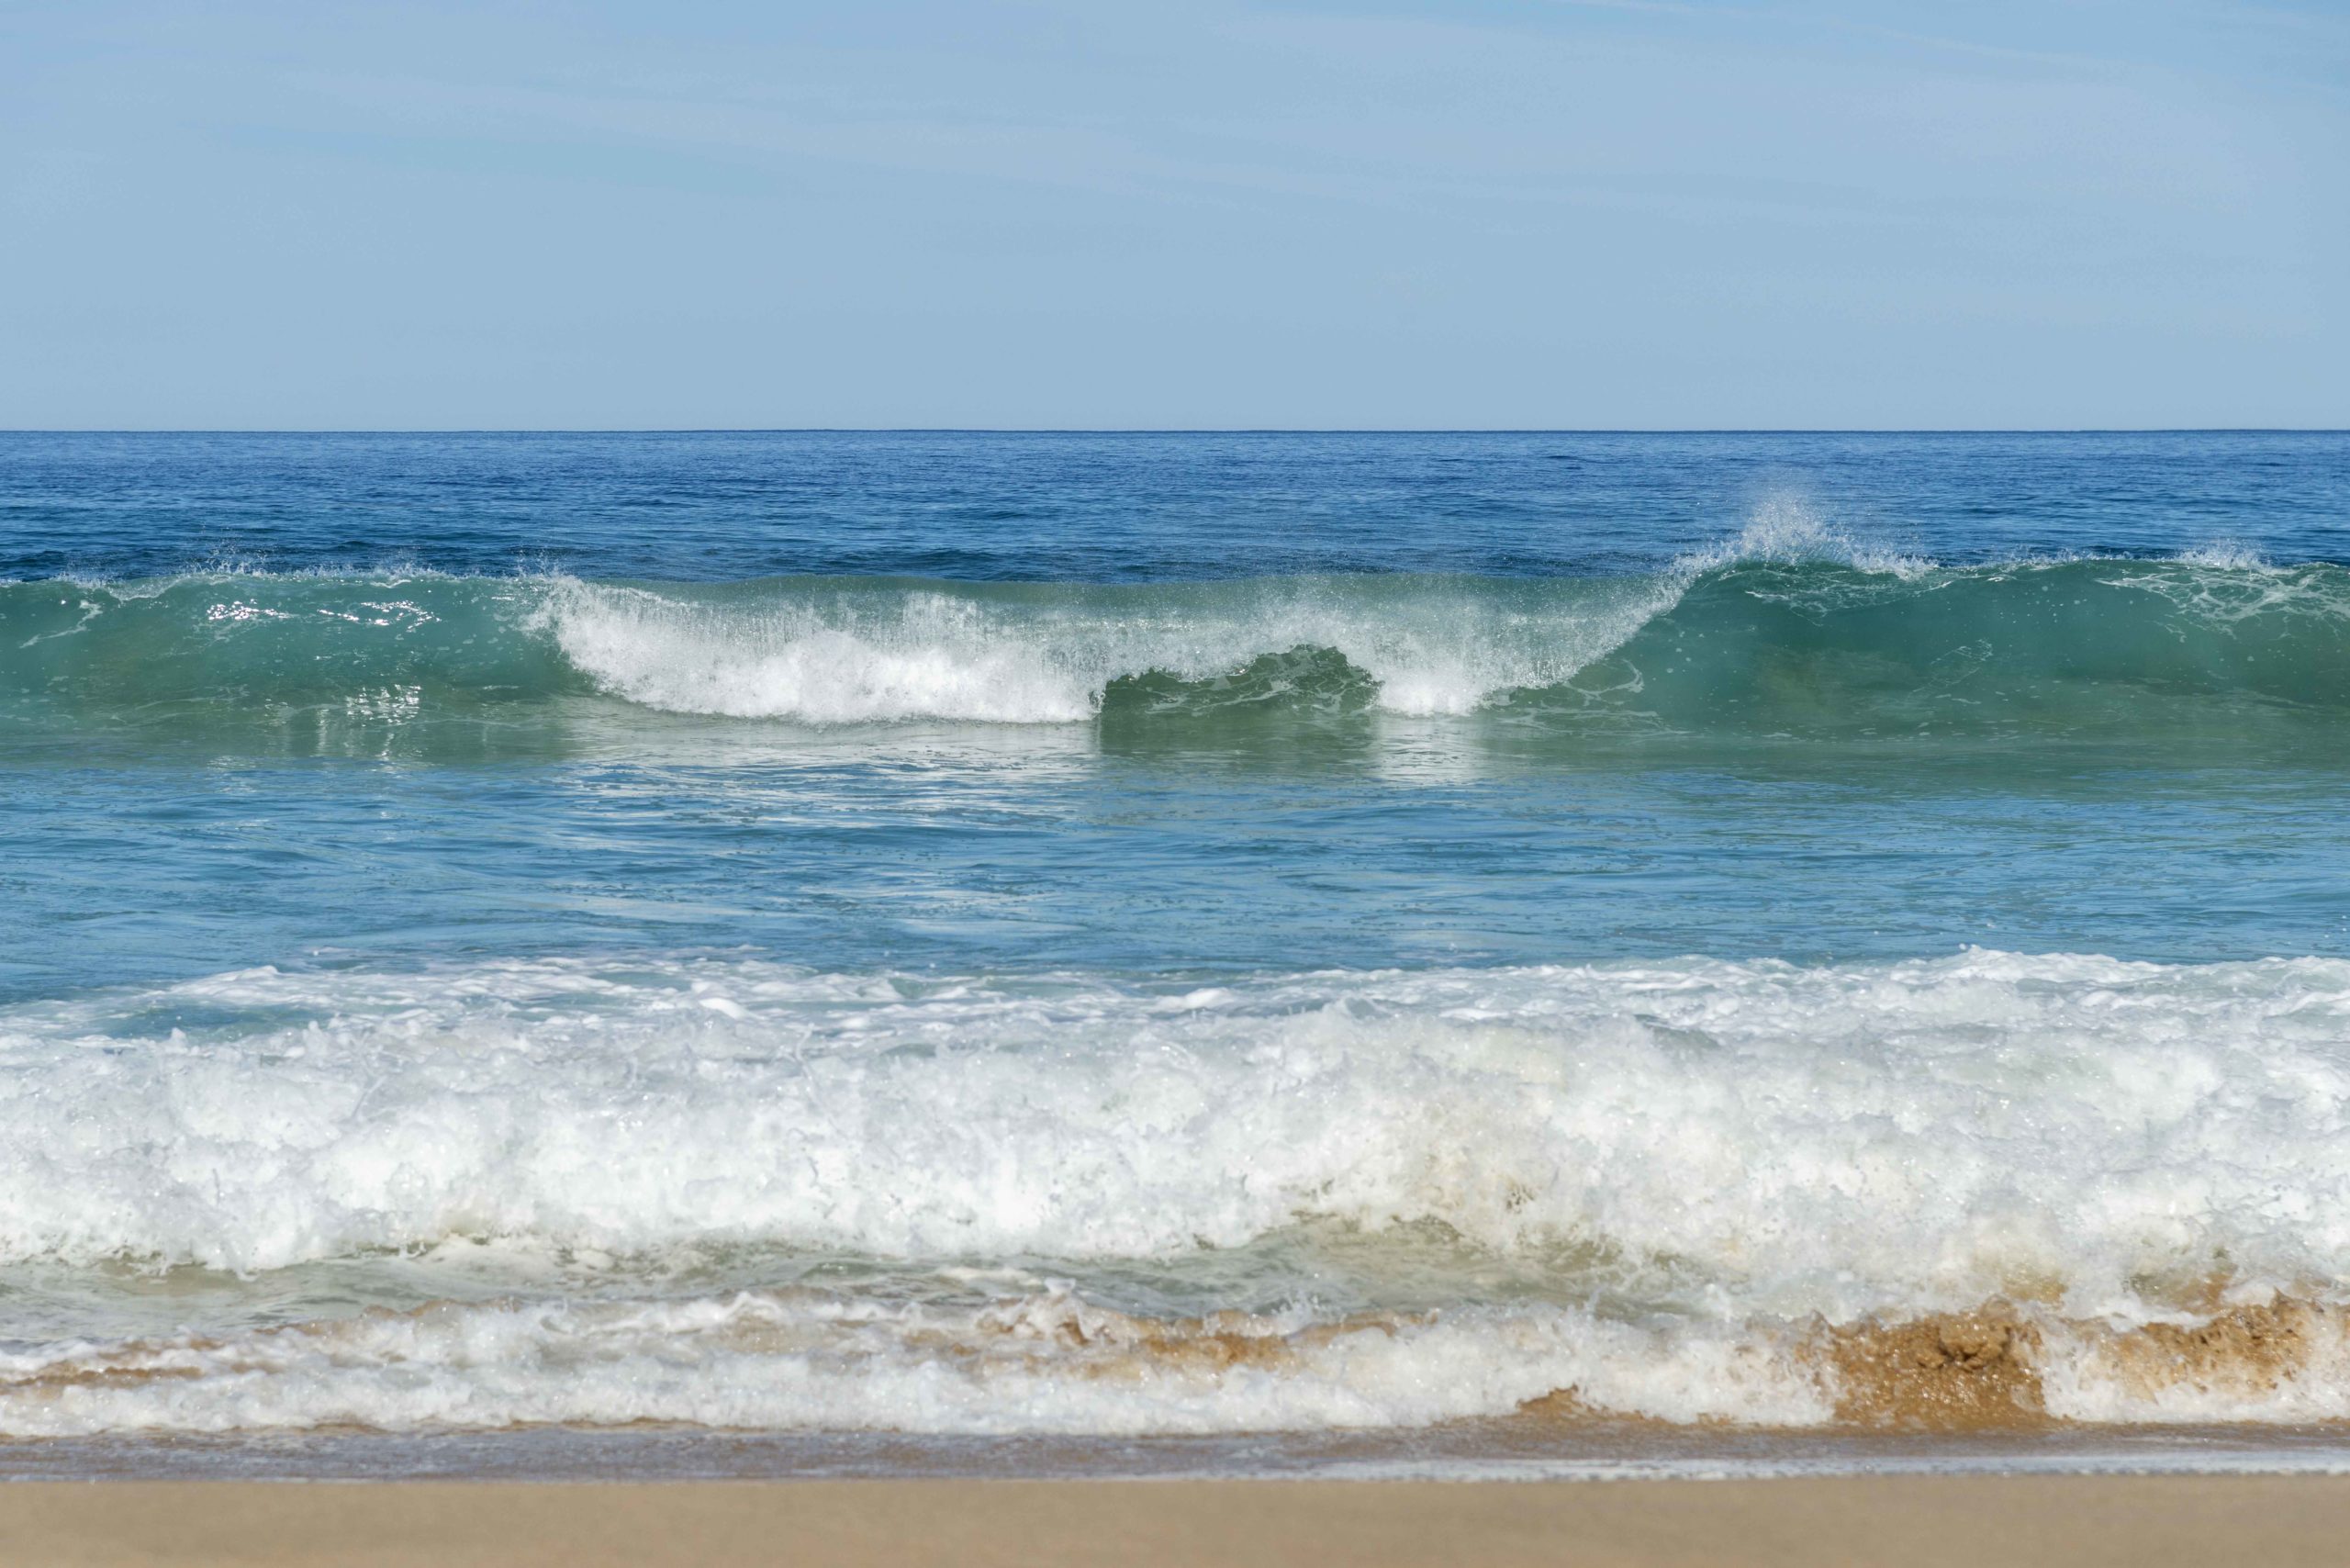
[5,1475,2350,1567]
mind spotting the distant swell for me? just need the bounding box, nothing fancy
[6,524,2347,747]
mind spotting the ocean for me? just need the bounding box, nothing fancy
[2,430,2348,1478]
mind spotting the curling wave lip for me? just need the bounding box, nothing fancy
[3,543,2346,745]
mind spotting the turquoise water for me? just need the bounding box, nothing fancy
[2,431,2349,1459]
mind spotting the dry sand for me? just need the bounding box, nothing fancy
[4,1475,2350,1567]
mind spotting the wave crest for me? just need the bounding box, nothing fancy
[4,529,2345,743]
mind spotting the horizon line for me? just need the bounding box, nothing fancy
[3,427,2345,437]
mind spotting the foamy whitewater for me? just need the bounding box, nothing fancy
[8,951,2350,1438]
[3,431,2348,1472]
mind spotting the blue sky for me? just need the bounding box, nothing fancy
[3,1,2344,428]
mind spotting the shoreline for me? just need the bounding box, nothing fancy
[6,1420,2350,1483]
[6,1476,2350,1566]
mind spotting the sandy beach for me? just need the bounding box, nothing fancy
[2,1476,2347,1567]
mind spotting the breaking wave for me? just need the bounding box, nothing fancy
[9,949,2350,1434]
[5,517,2344,747]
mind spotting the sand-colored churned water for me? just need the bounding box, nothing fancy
[14,1291,2350,1443]
[1818,1296,2350,1428]
[6,1477,2350,1566]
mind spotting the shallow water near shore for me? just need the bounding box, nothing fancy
[3,431,2347,1475]
[12,1423,2350,1484]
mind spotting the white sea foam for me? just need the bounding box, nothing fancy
[536,576,1678,723]
[5,951,2350,1316]
[531,498,1950,726]
[542,584,1102,722]
[1682,495,1932,579]
[8,1278,2350,1437]
[6,949,2350,1436]
[0,1290,1828,1437]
